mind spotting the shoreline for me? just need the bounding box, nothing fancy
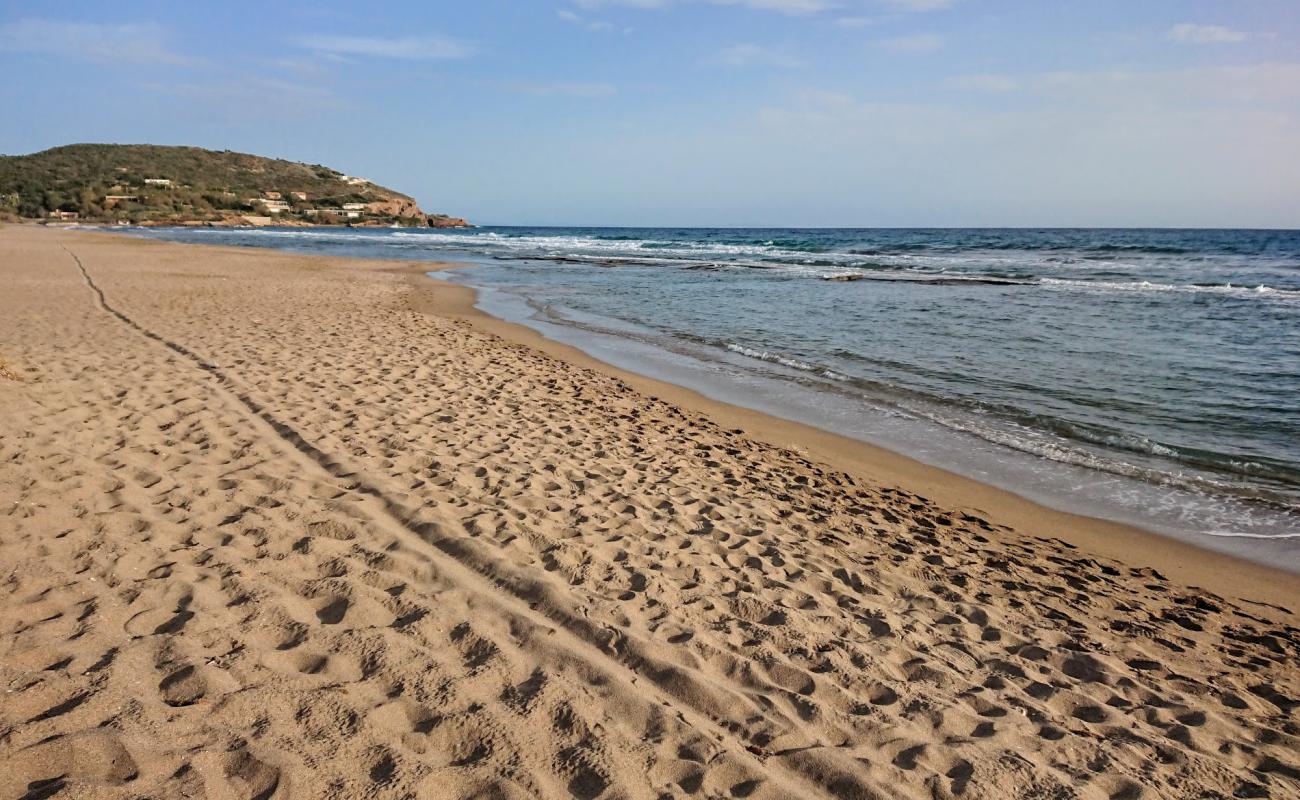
[4,225,1297,800]
[110,225,1300,573]
[400,262,1300,604]
[92,227,1300,602]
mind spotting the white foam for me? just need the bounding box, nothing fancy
[725,343,849,382]
[1199,529,1300,539]
[1039,277,1299,301]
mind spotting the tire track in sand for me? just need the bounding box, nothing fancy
[64,244,878,800]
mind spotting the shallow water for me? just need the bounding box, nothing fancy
[130,226,1300,568]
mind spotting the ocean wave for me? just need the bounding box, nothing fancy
[905,405,1298,511]
[133,228,1300,303]
[1039,277,1299,300]
[717,339,1299,511]
[725,343,850,382]
[1198,529,1300,539]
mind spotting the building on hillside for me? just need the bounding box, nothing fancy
[290,191,308,201]
[144,178,172,187]
[103,195,138,207]
[344,210,362,219]
[262,191,283,200]
[47,210,79,220]
[259,199,290,214]
[341,202,367,211]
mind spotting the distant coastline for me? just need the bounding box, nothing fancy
[0,143,471,229]
[30,215,472,230]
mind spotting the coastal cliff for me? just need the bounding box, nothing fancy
[0,143,470,228]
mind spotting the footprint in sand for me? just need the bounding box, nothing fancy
[158,664,207,707]
[0,732,138,797]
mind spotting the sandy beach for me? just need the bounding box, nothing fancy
[2,225,1298,799]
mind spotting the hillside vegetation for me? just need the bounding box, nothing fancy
[0,143,468,227]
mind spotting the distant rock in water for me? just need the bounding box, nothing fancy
[0,143,470,228]
[823,274,864,282]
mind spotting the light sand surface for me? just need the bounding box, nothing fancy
[1,226,1297,800]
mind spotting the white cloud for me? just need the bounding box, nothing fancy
[878,0,955,11]
[876,33,944,52]
[711,0,836,12]
[572,0,670,7]
[502,81,617,97]
[268,56,331,79]
[296,33,474,60]
[941,63,1300,105]
[0,18,190,64]
[1167,23,1249,45]
[714,43,806,67]
[558,9,617,31]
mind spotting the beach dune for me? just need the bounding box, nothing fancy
[1,226,1297,800]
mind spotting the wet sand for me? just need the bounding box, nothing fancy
[2,226,1297,800]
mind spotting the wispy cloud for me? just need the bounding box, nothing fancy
[939,63,1300,105]
[748,65,1300,227]
[1032,63,1300,105]
[878,0,956,11]
[501,81,617,97]
[1167,23,1249,45]
[834,16,876,28]
[572,0,670,7]
[0,18,192,65]
[266,56,333,80]
[712,0,835,13]
[296,33,474,60]
[558,9,617,31]
[876,33,944,52]
[714,43,806,68]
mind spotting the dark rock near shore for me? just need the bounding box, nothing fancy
[427,215,472,228]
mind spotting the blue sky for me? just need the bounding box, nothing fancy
[2,0,1298,227]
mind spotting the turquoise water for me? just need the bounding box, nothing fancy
[132,226,1300,568]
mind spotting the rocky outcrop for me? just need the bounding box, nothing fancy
[426,214,471,228]
[365,198,424,219]
[363,198,471,227]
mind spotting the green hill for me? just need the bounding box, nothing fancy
[0,143,468,227]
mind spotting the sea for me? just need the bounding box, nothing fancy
[130,226,1300,570]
